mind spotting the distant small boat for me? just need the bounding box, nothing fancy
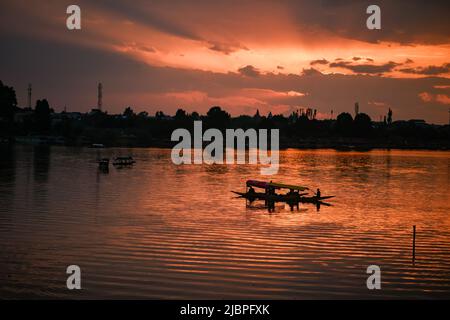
[96,158,110,172]
[113,156,136,166]
[97,158,109,165]
[91,143,105,148]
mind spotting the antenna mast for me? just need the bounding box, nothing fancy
[97,83,102,111]
[27,83,32,109]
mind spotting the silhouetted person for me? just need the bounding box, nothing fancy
[316,188,321,198]
[248,186,255,195]
[268,200,275,212]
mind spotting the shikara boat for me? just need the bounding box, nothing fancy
[232,191,333,203]
[232,180,334,205]
[112,156,136,166]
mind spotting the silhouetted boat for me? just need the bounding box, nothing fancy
[232,191,333,203]
[112,156,136,166]
[232,180,334,205]
[97,158,110,172]
[97,158,109,167]
[91,143,105,148]
[97,158,109,165]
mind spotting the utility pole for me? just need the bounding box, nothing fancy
[97,83,102,111]
[27,83,32,109]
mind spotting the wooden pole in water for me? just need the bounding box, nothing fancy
[412,225,416,265]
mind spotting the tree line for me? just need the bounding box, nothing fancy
[1,80,448,148]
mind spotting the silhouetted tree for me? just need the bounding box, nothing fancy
[191,111,200,120]
[175,108,187,120]
[173,108,191,129]
[0,81,17,121]
[295,113,310,135]
[354,113,372,137]
[335,112,353,136]
[155,111,166,119]
[206,106,230,129]
[35,99,51,132]
[123,107,135,118]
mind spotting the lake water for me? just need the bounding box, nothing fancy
[0,145,449,299]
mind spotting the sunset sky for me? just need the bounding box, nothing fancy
[1,0,449,123]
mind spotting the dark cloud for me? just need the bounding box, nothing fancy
[92,0,203,41]
[3,0,450,57]
[277,66,284,70]
[301,67,323,76]
[238,65,260,77]
[207,41,248,55]
[399,63,450,75]
[310,59,329,66]
[92,0,450,45]
[353,57,362,61]
[329,61,401,74]
[288,0,450,45]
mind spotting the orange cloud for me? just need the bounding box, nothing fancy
[2,0,450,124]
[2,1,450,77]
[419,92,450,105]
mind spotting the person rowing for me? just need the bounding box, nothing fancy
[287,188,297,197]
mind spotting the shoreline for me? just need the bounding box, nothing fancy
[3,138,449,152]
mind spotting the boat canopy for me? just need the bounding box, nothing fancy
[246,180,269,189]
[269,182,309,191]
[246,180,309,191]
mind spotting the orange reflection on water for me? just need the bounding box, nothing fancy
[0,147,449,298]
